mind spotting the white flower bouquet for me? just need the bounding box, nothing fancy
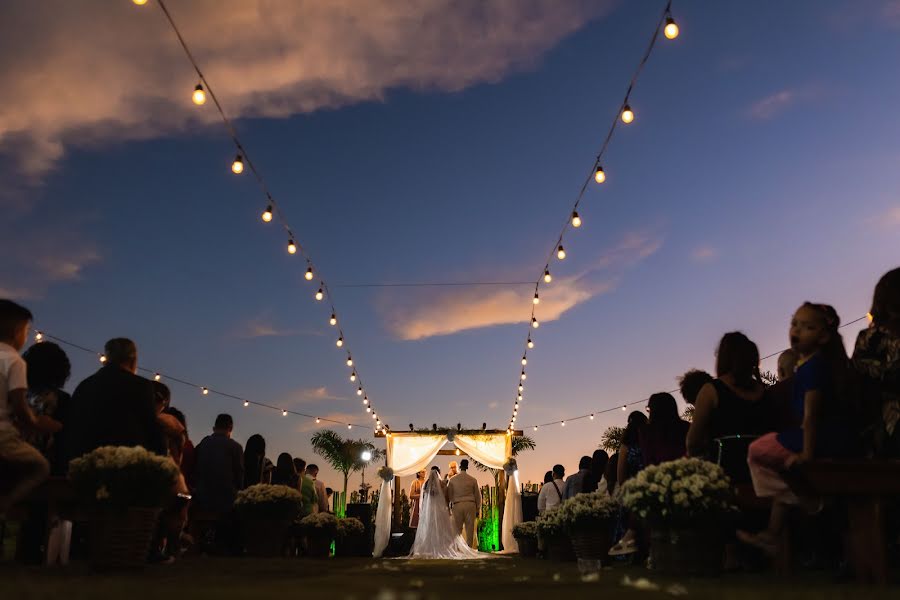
[620,458,737,526]
[235,484,303,521]
[556,490,618,532]
[534,507,566,539]
[69,445,179,509]
[299,511,338,535]
[336,517,365,539]
[512,521,538,540]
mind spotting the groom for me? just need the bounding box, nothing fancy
[447,459,481,549]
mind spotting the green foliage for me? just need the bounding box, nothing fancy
[512,521,537,539]
[600,426,625,453]
[69,446,179,509]
[310,430,385,512]
[400,488,411,528]
[336,517,365,539]
[681,405,695,423]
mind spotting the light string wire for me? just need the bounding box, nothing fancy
[505,0,677,432]
[30,332,372,429]
[527,315,871,430]
[142,0,388,432]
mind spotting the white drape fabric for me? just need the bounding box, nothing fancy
[501,470,522,553]
[408,470,486,559]
[453,434,510,469]
[373,434,445,557]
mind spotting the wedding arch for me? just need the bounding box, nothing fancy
[372,430,523,557]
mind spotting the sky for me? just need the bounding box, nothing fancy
[2,0,899,494]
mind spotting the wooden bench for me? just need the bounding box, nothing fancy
[794,459,900,584]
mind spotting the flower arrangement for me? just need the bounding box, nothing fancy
[299,511,338,535]
[69,446,179,509]
[502,458,518,476]
[377,466,394,482]
[512,521,538,540]
[336,517,365,539]
[620,458,737,526]
[556,490,618,532]
[234,484,303,521]
[534,508,566,539]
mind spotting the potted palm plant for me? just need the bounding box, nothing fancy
[310,430,383,517]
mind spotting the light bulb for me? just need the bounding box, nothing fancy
[621,405,627,411]
[363,396,368,404]
[518,384,524,393]
[594,165,606,184]
[99,354,107,363]
[316,418,321,424]
[515,402,519,410]
[590,413,595,420]
[520,371,527,381]
[348,424,352,430]
[527,337,534,349]
[866,312,874,322]
[350,372,357,382]
[192,83,207,106]
[330,314,337,326]
[243,400,249,407]
[621,105,634,124]
[532,317,539,329]
[202,387,209,395]
[557,245,566,260]
[336,337,343,347]
[305,267,314,280]
[366,406,371,412]
[132,0,148,5]
[544,269,552,283]
[561,421,566,427]
[35,331,43,341]
[455,448,461,456]
[347,357,353,366]
[261,205,273,222]
[154,373,161,381]
[533,425,538,431]
[664,16,679,40]
[357,387,363,396]
[571,212,582,228]
[533,293,540,305]
[521,356,527,366]
[282,409,288,416]
[315,288,324,301]
[287,240,297,254]
[232,154,244,174]
[518,394,523,402]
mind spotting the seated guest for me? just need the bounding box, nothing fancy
[294,458,317,517]
[679,369,714,407]
[852,267,900,458]
[604,452,619,496]
[609,411,647,556]
[272,452,298,488]
[242,434,267,488]
[306,464,329,513]
[686,332,769,480]
[641,392,690,466]
[537,464,565,513]
[564,455,592,499]
[67,338,165,457]
[22,340,72,475]
[193,414,244,514]
[587,449,609,494]
[739,303,854,554]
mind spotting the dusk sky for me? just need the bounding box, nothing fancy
[2,0,899,492]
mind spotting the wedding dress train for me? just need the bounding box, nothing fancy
[407,470,488,559]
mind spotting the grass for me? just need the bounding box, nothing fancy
[2,556,899,600]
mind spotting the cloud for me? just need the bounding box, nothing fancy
[869,205,900,230]
[231,311,323,339]
[383,231,663,340]
[282,386,347,407]
[488,401,499,410]
[0,0,611,182]
[746,89,800,121]
[296,411,368,433]
[690,245,718,263]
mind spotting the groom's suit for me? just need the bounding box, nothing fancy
[447,470,481,549]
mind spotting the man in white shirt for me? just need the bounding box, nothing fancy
[537,464,565,513]
[306,464,329,513]
[0,300,59,514]
[446,460,481,548]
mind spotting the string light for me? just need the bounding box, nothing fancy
[347,424,352,430]
[867,312,874,322]
[282,409,288,416]
[231,155,244,174]
[287,239,297,254]
[330,314,338,326]
[350,371,357,382]
[315,288,324,301]
[571,212,582,228]
[154,373,161,381]
[518,384,524,393]
[590,413,595,420]
[557,245,566,260]
[261,205,273,222]
[336,337,344,347]
[132,0,148,5]
[316,418,321,424]
[533,292,540,305]
[622,405,627,411]
[305,266,314,281]
[543,270,552,283]
[366,406,371,413]
[34,331,43,342]
[347,357,353,366]
[527,337,534,349]
[357,386,363,396]
[202,387,209,395]
[243,400,249,407]
[521,356,527,366]
[621,105,634,124]
[518,394,523,402]
[531,317,539,329]
[533,425,538,431]
[192,83,206,106]
[363,396,368,404]
[594,165,606,184]
[99,354,107,364]
[561,421,566,427]
[664,16,679,40]
[520,370,527,381]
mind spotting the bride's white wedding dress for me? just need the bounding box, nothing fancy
[408,470,487,559]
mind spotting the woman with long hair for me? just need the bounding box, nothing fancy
[271,452,298,488]
[609,410,648,556]
[641,392,690,466]
[243,434,267,488]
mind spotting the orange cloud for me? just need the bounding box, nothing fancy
[0,0,611,181]
[383,231,663,340]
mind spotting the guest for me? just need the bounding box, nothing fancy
[641,392,690,466]
[604,452,619,496]
[778,349,798,382]
[306,464,328,513]
[192,414,244,514]
[163,406,196,490]
[678,369,714,407]
[294,457,318,517]
[272,452,298,488]
[852,267,900,458]
[564,455,592,499]
[609,411,647,556]
[67,338,165,457]
[739,303,854,554]
[0,300,59,514]
[22,340,72,475]
[586,449,609,494]
[409,470,425,527]
[537,464,565,513]
[242,434,267,488]
[686,332,769,475]
[325,487,334,511]
[153,383,186,467]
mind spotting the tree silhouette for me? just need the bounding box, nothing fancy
[600,426,625,453]
[310,430,385,514]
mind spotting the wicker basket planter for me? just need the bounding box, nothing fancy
[515,536,538,558]
[335,535,369,557]
[539,533,576,562]
[306,531,333,558]
[89,507,160,570]
[650,527,724,576]
[570,527,612,561]
[242,518,291,557]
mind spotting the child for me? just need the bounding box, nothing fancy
[738,302,852,553]
[852,267,900,457]
[0,300,60,514]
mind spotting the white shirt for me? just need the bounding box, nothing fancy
[537,479,565,512]
[0,342,27,435]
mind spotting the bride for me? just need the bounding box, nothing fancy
[408,467,487,559]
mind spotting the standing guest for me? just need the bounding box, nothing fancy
[609,411,648,556]
[678,369,714,407]
[604,452,619,496]
[537,464,565,513]
[445,461,459,484]
[0,300,59,515]
[686,332,769,475]
[409,470,425,527]
[778,349,799,382]
[192,414,244,514]
[325,488,334,511]
[153,383,186,467]
[852,267,900,458]
[294,457,318,517]
[739,303,854,554]
[67,338,165,457]
[306,464,328,514]
[163,406,195,490]
[564,456,593,500]
[641,392,690,466]
[272,453,298,488]
[586,449,610,494]
[22,340,72,475]
[242,434,267,488]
